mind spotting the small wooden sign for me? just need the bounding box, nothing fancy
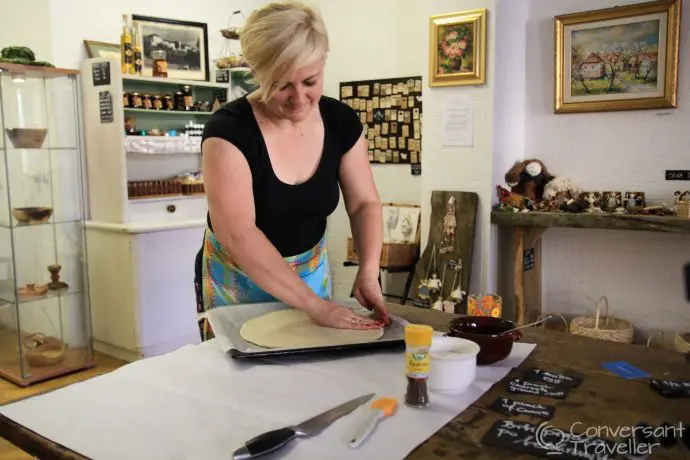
[489,397,554,420]
[481,420,617,460]
[649,379,690,398]
[523,368,583,388]
[507,378,570,399]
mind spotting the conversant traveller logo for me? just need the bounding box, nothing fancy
[533,421,685,457]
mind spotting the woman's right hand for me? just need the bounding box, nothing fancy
[307,300,384,330]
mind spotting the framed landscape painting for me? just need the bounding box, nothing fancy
[429,9,487,87]
[555,0,681,114]
[132,15,210,81]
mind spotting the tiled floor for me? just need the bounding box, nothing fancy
[0,352,127,459]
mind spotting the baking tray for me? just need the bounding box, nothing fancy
[205,300,409,360]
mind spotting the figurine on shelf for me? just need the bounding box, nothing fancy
[428,273,442,301]
[417,279,430,300]
[440,196,457,254]
[584,192,604,213]
[496,185,533,211]
[442,300,456,314]
[603,191,622,212]
[47,264,68,291]
[415,244,438,303]
[504,159,555,202]
[449,260,466,304]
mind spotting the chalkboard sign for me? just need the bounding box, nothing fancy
[412,298,430,309]
[649,379,690,397]
[92,61,111,87]
[665,170,690,180]
[481,419,618,460]
[98,91,114,124]
[523,248,535,271]
[523,368,582,388]
[489,397,554,420]
[507,378,569,399]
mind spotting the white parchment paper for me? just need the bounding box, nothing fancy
[0,305,537,460]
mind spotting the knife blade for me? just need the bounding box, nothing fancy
[232,393,375,459]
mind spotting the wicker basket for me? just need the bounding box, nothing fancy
[675,190,690,218]
[674,332,690,354]
[570,296,634,343]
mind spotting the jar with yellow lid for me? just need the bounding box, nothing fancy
[404,324,433,408]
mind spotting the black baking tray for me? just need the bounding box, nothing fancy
[228,338,405,360]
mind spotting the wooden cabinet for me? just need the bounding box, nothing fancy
[80,57,232,361]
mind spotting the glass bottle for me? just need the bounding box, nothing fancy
[120,14,133,75]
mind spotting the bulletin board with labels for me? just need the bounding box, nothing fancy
[339,76,423,166]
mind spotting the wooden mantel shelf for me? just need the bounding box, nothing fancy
[491,210,690,234]
[492,209,690,328]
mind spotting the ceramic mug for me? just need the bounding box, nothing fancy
[428,336,480,393]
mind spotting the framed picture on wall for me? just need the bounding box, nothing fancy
[554,0,682,114]
[132,15,210,81]
[83,40,120,60]
[428,9,487,87]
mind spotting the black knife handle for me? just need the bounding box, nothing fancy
[234,427,297,459]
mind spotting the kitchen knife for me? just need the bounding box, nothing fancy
[232,393,376,459]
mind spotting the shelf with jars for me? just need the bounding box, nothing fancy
[0,62,94,386]
[80,47,232,361]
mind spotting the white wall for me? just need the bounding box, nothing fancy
[49,0,265,71]
[306,0,425,300]
[0,0,53,62]
[516,0,690,340]
[422,0,497,296]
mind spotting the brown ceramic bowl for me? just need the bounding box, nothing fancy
[447,316,522,365]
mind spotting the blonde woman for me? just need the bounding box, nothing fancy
[195,1,389,340]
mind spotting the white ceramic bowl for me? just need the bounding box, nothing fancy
[428,336,480,394]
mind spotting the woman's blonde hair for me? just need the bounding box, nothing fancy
[240,1,329,102]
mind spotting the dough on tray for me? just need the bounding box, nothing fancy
[239,308,384,349]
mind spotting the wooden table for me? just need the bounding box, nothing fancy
[491,210,690,326]
[1,304,689,459]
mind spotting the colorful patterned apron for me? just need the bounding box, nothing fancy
[195,228,332,341]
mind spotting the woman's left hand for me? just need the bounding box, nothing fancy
[352,269,391,325]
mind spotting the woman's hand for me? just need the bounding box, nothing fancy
[308,299,384,330]
[352,269,391,325]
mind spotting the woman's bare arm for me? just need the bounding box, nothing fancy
[202,137,324,313]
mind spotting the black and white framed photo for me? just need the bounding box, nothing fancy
[132,15,209,81]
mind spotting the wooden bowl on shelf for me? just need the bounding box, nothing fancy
[23,333,66,367]
[12,206,53,224]
[5,128,48,149]
[17,283,49,300]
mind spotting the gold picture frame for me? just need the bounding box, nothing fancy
[555,0,682,114]
[428,9,487,87]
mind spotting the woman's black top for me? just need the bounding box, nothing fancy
[201,95,363,257]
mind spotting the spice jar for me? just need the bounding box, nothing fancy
[123,92,131,107]
[174,91,185,111]
[183,85,193,111]
[131,92,143,108]
[404,324,433,408]
[163,95,174,110]
[153,95,163,110]
[143,94,152,110]
[151,50,168,78]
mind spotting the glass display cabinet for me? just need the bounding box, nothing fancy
[0,62,94,386]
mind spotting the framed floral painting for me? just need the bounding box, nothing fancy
[555,0,682,113]
[428,9,487,87]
